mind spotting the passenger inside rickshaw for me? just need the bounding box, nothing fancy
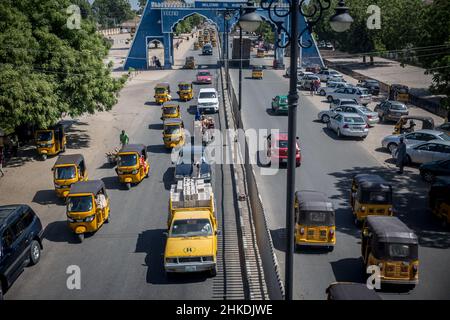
[164,126,181,135]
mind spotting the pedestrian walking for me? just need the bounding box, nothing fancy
[395,137,407,174]
[119,130,129,147]
[314,79,320,94]
[0,147,5,177]
[310,82,315,96]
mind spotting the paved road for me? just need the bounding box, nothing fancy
[229,52,450,300]
[6,44,244,299]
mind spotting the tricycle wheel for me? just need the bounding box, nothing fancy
[106,211,110,223]
[126,183,131,190]
[77,233,84,243]
[41,154,47,161]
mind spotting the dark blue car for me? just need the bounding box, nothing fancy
[0,205,43,300]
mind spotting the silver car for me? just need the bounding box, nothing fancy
[382,129,450,153]
[318,105,378,125]
[393,140,450,165]
[318,82,353,97]
[327,87,372,105]
[326,112,369,139]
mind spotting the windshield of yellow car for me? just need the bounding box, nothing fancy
[179,84,190,90]
[361,191,391,204]
[118,154,138,167]
[67,196,93,212]
[164,107,178,114]
[155,87,167,94]
[164,126,181,135]
[55,166,76,180]
[298,211,334,226]
[170,219,212,237]
[37,131,53,141]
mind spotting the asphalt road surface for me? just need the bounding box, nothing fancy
[229,52,450,300]
[6,43,242,299]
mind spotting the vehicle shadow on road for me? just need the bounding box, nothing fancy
[66,125,91,150]
[135,229,208,285]
[4,146,37,168]
[32,190,63,206]
[163,167,175,190]
[328,166,450,249]
[147,144,171,154]
[330,257,366,283]
[144,101,161,107]
[187,105,197,115]
[148,123,163,130]
[265,108,287,117]
[43,220,81,244]
[270,228,286,252]
[101,176,124,191]
[322,127,365,141]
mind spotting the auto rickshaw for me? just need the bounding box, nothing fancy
[361,216,419,288]
[52,154,88,198]
[294,191,336,251]
[177,82,194,101]
[116,144,150,190]
[211,38,217,47]
[66,180,110,242]
[184,56,195,69]
[154,83,171,105]
[393,115,435,134]
[161,103,181,120]
[194,42,200,50]
[252,65,263,79]
[389,84,409,103]
[256,48,266,58]
[326,282,382,300]
[198,38,204,47]
[163,118,185,149]
[429,176,450,227]
[35,123,67,160]
[351,174,393,226]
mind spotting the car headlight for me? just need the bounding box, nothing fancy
[166,258,178,264]
[202,256,214,262]
[131,170,138,174]
[84,215,96,222]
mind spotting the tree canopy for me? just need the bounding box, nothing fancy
[92,0,135,28]
[0,0,126,132]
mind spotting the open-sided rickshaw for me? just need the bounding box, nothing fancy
[389,84,409,103]
[351,174,393,226]
[361,216,419,288]
[326,282,382,300]
[66,180,110,242]
[52,154,88,198]
[163,118,185,149]
[116,144,150,190]
[184,56,195,69]
[177,82,194,101]
[35,123,67,160]
[256,48,266,58]
[393,115,435,135]
[154,83,171,105]
[294,191,336,251]
[252,65,263,79]
[161,103,181,120]
[429,176,450,227]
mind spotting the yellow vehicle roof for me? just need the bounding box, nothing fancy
[163,103,179,108]
[173,210,212,221]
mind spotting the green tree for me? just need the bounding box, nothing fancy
[256,21,274,43]
[92,0,135,28]
[0,0,126,132]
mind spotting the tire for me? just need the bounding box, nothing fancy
[327,95,334,102]
[380,115,384,123]
[421,170,434,183]
[320,89,326,96]
[405,155,412,166]
[77,233,84,243]
[387,143,397,153]
[29,240,41,266]
[210,266,217,277]
[337,129,342,138]
[41,154,47,161]
[126,183,131,190]
[328,246,334,252]
[0,281,3,301]
[105,210,110,223]
[321,114,330,123]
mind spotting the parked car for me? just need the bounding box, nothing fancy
[358,79,380,96]
[174,145,212,182]
[436,122,450,135]
[298,74,321,90]
[318,82,353,97]
[285,66,306,78]
[196,70,212,84]
[316,69,343,82]
[0,205,43,300]
[202,43,213,55]
[318,104,377,125]
[326,112,369,139]
[328,75,346,83]
[327,87,372,105]
[393,140,450,165]
[382,130,450,153]
[374,100,409,122]
[329,98,358,109]
[420,159,450,182]
[265,133,301,167]
[197,88,219,113]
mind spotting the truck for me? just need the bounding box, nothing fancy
[164,178,218,276]
[231,37,252,68]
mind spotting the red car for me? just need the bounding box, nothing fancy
[196,70,212,84]
[266,133,301,167]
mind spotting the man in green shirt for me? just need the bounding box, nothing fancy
[120,130,129,147]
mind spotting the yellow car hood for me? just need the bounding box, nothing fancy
[165,236,214,257]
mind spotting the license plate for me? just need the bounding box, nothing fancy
[280,159,287,163]
[351,126,363,130]
[185,266,197,272]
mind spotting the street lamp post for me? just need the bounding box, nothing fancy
[238,0,352,300]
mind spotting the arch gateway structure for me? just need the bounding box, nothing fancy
[124,0,324,70]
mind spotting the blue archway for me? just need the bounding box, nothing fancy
[124,1,324,70]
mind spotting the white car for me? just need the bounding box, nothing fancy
[318,105,378,126]
[316,69,343,82]
[393,140,450,165]
[382,129,450,153]
[318,82,353,96]
[326,112,369,139]
[327,87,372,105]
[197,88,219,113]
